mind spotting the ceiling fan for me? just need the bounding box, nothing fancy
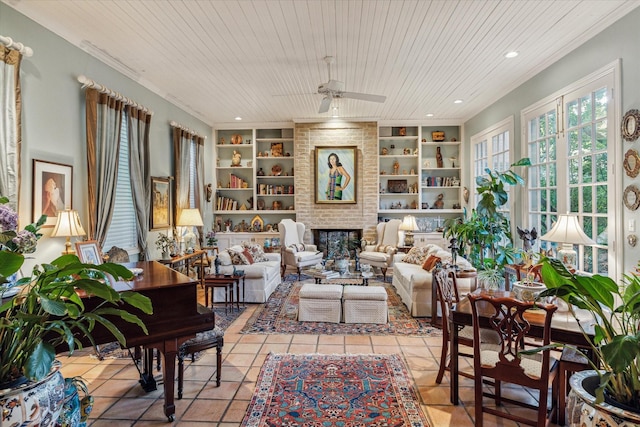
[317,56,386,114]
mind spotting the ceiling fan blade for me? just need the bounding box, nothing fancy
[318,96,332,113]
[341,92,386,103]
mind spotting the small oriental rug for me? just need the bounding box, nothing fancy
[241,353,431,427]
[241,280,441,336]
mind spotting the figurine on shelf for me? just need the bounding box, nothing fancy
[381,147,388,155]
[433,193,444,209]
[436,146,443,168]
[393,159,400,175]
[205,183,212,202]
[231,150,242,166]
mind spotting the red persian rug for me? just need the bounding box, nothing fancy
[241,353,431,427]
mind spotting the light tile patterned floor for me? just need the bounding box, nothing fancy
[59,288,562,426]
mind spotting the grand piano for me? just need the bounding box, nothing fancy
[74,260,214,421]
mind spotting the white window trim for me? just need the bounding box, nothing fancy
[470,115,515,209]
[520,59,622,280]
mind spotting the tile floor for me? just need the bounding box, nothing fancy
[59,287,563,426]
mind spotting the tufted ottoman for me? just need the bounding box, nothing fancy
[342,285,388,324]
[298,284,343,323]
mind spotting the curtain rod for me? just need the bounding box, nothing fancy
[77,75,153,115]
[0,35,33,57]
[170,121,207,140]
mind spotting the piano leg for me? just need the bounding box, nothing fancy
[139,348,157,392]
[159,342,180,422]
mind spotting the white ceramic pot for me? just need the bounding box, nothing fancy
[567,370,640,427]
[0,360,65,427]
[512,281,546,302]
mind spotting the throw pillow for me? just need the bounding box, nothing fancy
[242,248,255,264]
[421,255,442,272]
[376,244,391,253]
[244,243,269,263]
[287,243,305,252]
[218,251,232,266]
[402,246,430,265]
[228,248,251,265]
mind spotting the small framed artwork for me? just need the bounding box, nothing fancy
[315,146,357,204]
[151,176,172,230]
[75,240,103,265]
[388,179,408,193]
[32,159,73,227]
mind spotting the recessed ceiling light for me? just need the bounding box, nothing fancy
[331,107,339,118]
[454,99,463,104]
[505,51,519,58]
[425,113,434,117]
[234,116,242,121]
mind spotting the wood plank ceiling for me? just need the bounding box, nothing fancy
[4,0,639,127]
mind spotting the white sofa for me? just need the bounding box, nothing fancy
[214,246,282,303]
[391,244,476,317]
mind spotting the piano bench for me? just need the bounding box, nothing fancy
[177,326,224,399]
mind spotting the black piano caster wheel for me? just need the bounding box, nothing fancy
[167,414,175,422]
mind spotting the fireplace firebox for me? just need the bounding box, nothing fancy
[312,229,362,260]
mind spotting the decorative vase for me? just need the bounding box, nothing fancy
[0,360,65,427]
[335,258,350,275]
[567,370,640,426]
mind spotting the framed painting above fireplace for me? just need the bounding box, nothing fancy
[315,146,357,204]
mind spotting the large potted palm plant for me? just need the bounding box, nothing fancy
[537,257,640,424]
[0,197,152,426]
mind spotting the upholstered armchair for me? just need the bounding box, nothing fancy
[359,219,402,281]
[279,219,323,279]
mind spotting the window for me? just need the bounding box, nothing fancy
[470,117,513,210]
[103,113,137,252]
[524,65,617,276]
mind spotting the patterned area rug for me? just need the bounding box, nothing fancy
[93,305,245,359]
[241,278,441,336]
[241,353,430,427]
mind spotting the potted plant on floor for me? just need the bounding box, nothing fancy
[0,196,153,426]
[536,257,640,424]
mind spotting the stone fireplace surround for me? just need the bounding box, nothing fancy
[294,121,379,246]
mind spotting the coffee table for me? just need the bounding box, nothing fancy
[309,269,373,286]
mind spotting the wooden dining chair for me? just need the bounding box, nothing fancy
[434,267,474,384]
[434,267,500,384]
[468,293,559,427]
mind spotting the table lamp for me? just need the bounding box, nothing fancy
[177,208,204,253]
[400,215,418,246]
[540,214,595,270]
[51,209,87,255]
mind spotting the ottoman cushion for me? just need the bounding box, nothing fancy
[298,284,343,323]
[342,285,388,324]
[299,284,343,299]
[342,285,388,301]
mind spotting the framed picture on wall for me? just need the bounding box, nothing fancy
[75,240,103,265]
[32,159,73,227]
[151,176,172,230]
[314,146,357,204]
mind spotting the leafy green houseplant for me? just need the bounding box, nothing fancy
[0,197,153,386]
[538,257,640,410]
[155,232,177,257]
[444,158,530,281]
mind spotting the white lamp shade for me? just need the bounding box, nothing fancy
[399,215,418,231]
[51,209,86,237]
[540,214,595,246]
[177,208,204,227]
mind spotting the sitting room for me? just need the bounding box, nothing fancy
[2,1,640,426]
